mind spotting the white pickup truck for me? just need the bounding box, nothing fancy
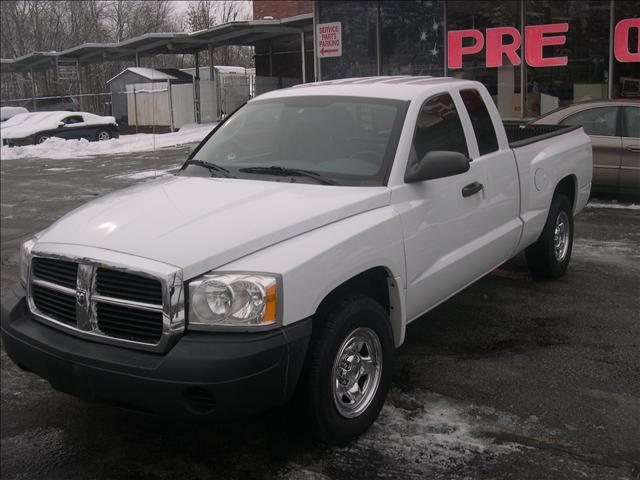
[1,77,592,445]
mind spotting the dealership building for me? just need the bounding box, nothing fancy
[257,0,639,120]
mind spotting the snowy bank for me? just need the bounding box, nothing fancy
[0,123,216,160]
[586,200,640,210]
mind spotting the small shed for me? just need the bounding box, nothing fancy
[107,67,193,126]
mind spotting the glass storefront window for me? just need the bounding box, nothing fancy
[525,1,611,117]
[317,1,379,79]
[447,1,522,119]
[612,1,640,99]
[316,0,637,121]
[379,1,444,76]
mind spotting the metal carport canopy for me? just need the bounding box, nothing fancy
[0,13,312,73]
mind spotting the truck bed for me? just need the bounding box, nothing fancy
[504,123,581,148]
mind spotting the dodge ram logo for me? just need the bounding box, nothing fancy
[76,289,87,306]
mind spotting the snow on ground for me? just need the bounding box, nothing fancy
[586,200,640,210]
[0,123,216,160]
[112,168,176,180]
[279,390,522,479]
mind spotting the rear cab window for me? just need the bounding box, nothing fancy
[459,89,499,156]
[410,93,468,164]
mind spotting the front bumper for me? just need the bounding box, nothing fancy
[1,285,311,418]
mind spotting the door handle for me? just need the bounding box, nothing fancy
[462,181,484,197]
[625,145,640,152]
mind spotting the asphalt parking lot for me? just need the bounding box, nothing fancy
[1,148,639,480]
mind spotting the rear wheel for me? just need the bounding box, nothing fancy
[34,134,49,145]
[95,129,111,141]
[299,294,394,445]
[526,194,574,279]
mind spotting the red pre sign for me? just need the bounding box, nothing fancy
[448,18,640,69]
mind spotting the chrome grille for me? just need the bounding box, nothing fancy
[96,302,163,343]
[27,254,184,352]
[33,257,78,289]
[96,267,162,304]
[32,283,76,325]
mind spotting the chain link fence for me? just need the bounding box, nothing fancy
[1,93,112,116]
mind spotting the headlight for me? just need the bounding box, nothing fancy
[19,237,36,287]
[189,273,279,330]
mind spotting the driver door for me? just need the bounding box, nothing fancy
[397,93,489,320]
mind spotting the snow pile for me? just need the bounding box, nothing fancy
[0,123,216,160]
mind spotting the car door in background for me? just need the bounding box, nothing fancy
[560,106,621,190]
[56,114,85,139]
[620,106,640,191]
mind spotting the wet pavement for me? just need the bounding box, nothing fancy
[1,149,639,480]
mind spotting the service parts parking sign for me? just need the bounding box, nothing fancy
[317,22,342,58]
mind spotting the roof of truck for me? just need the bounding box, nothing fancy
[253,76,479,102]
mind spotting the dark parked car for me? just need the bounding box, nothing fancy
[1,111,119,146]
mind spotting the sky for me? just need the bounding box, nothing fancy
[171,1,253,22]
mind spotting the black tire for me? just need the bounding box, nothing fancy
[34,134,49,145]
[94,129,112,142]
[299,294,394,445]
[526,194,574,279]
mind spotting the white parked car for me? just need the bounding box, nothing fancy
[0,106,29,122]
[0,111,119,146]
[1,77,591,445]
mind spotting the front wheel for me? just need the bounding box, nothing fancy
[300,294,394,445]
[526,194,574,279]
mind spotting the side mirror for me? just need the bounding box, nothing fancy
[404,151,470,183]
[58,122,65,128]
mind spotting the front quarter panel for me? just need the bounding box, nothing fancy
[218,206,407,346]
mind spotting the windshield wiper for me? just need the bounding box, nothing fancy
[186,159,235,178]
[239,166,337,185]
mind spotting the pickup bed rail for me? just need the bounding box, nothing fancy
[504,123,581,148]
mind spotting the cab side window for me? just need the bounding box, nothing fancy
[412,93,468,163]
[560,107,618,137]
[460,89,499,155]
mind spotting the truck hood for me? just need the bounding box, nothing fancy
[38,175,390,278]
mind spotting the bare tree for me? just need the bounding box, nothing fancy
[185,0,253,67]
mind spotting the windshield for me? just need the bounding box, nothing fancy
[181,96,408,186]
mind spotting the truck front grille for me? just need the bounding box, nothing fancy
[33,257,78,289]
[28,255,183,351]
[96,267,162,304]
[96,302,163,343]
[32,283,76,325]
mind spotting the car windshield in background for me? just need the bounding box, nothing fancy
[182,96,408,186]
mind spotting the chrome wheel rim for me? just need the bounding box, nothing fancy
[553,211,570,262]
[37,136,49,144]
[332,327,382,418]
[97,131,110,141]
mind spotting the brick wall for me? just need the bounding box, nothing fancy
[253,0,313,20]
